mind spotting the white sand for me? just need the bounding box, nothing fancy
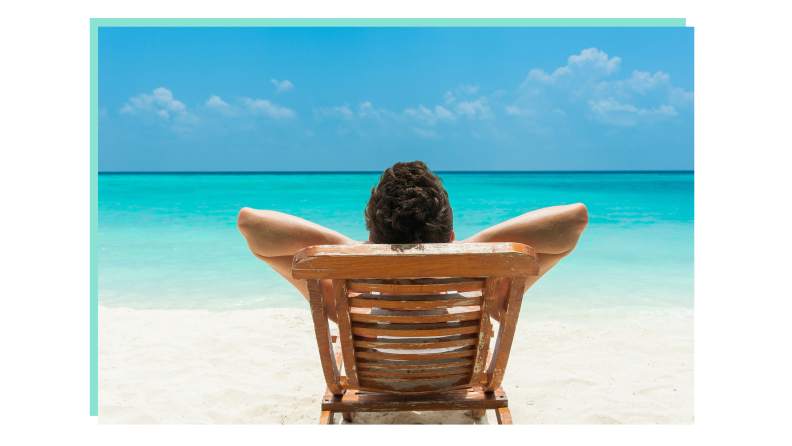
[98,305,693,424]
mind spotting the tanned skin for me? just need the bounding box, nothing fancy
[237,203,589,324]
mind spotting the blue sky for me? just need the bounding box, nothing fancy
[98,27,693,171]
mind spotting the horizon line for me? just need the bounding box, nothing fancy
[99,170,694,174]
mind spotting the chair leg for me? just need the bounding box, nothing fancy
[495,407,512,425]
[342,412,354,422]
[471,409,487,418]
[320,411,335,425]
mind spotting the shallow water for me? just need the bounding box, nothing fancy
[98,172,693,320]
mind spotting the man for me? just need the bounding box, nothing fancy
[237,161,588,323]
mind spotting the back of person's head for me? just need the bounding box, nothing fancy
[365,161,453,244]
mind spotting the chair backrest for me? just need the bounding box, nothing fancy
[292,242,539,396]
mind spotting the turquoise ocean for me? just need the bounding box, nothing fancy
[98,172,693,324]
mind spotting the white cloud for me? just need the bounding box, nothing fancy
[120,87,187,120]
[206,95,229,108]
[670,87,694,106]
[411,127,436,138]
[588,97,678,125]
[242,98,297,119]
[568,47,621,76]
[271,79,294,92]
[443,91,455,105]
[491,90,508,99]
[505,106,536,117]
[404,105,437,125]
[457,99,493,119]
[514,48,692,126]
[358,102,376,117]
[204,95,238,116]
[459,84,480,95]
[656,104,678,116]
[434,105,455,121]
[358,102,391,119]
[315,104,354,120]
[520,48,621,88]
[120,87,196,124]
[625,70,671,94]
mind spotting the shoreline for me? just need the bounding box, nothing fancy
[98,305,693,424]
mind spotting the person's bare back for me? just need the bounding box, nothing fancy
[237,161,588,323]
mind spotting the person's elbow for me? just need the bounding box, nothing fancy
[570,203,589,235]
[237,207,257,237]
[558,203,588,256]
[237,207,277,238]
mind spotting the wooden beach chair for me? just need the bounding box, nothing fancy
[291,242,539,425]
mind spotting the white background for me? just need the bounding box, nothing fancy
[1,1,789,444]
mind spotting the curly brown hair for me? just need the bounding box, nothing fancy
[364,161,453,244]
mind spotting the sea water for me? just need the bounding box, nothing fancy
[98,172,693,323]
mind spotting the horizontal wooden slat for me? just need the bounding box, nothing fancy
[353,334,478,350]
[347,278,485,294]
[358,376,472,394]
[355,345,476,361]
[350,307,481,324]
[360,373,470,382]
[292,243,539,279]
[323,386,508,409]
[357,356,474,366]
[359,368,470,379]
[351,292,481,302]
[356,358,474,371]
[351,324,479,338]
[349,294,482,310]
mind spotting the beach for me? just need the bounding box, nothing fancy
[98,305,693,424]
[98,172,694,424]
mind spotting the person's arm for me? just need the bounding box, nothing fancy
[237,208,364,323]
[237,208,358,259]
[463,203,589,322]
[463,203,589,254]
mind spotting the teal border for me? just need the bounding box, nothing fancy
[91,18,685,27]
[90,21,99,417]
[88,17,687,417]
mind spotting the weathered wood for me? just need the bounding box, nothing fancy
[353,334,478,350]
[341,412,354,422]
[297,243,535,422]
[499,277,513,322]
[349,293,483,310]
[333,279,360,388]
[470,277,498,386]
[292,243,539,279]
[348,278,486,294]
[355,345,476,361]
[486,276,527,392]
[308,279,342,395]
[334,340,343,373]
[471,409,487,418]
[356,358,473,371]
[322,386,508,411]
[360,375,472,393]
[359,368,470,379]
[496,407,513,425]
[351,320,480,337]
[319,410,334,425]
[360,372,470,382]
[349,307,481,324]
